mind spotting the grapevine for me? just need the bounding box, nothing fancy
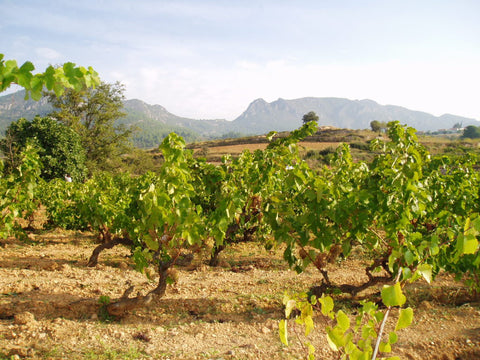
[1,100,478,358]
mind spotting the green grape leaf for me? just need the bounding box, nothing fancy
[304,314,314,336]
[402,267,412,281]
[4,59,17,75]
[326,328,341,351]
[285,299,296,318]
[389,331,398,344]
[319,295,334,318]
[279,319,288,346]
[416,263,432,284]
[381,283,406,307]
[344,341,364,359]
[337,310,350,331]
[404,250,414,265]
[43,65,56,89]
[464,217,471,232]
[395,307,414,331]
[143,234,159,251]
[472,217,480,232]
[379,341,392,353]
[463,234,479,255]
[306,341,315,360]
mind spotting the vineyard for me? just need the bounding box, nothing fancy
[1,120,479,359]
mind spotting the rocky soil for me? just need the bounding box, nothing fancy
[0,231,479,360]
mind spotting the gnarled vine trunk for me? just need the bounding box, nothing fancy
[87,236,133,267]
[105,253,193,317]
[310,257,393,298]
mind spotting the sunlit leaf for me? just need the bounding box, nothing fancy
[319,295,334,318]
[416,264,432,284]
[304,315,314,336]
[285,299,296,318]
[395,307,414,331]
[337,310,350,331]
[279,319,288,346]
[379,341,392,353]
[381,283,406,307]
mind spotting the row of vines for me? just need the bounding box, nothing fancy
[1,120,480,359]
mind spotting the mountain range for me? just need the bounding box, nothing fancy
[1,90,478,148]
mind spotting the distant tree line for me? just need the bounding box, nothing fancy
[132,125,201,148]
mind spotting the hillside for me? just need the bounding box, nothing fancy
[0,91,52,131]
[1,91,479,148]
[0,92,230,148]
[231,97,480,133]
[121,99,232,147]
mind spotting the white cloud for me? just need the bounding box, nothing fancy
[109,56,480,121]
[5,1,478,122]
[35,47,62,61]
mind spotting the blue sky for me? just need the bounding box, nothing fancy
[1,0,480,121]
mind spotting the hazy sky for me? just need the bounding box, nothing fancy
[1,0,479,121]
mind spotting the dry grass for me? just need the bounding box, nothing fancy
[193,142,343,159]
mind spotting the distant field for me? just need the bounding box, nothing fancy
[298,141,342,151]
[176,128,480,167]
[192,141,342,157]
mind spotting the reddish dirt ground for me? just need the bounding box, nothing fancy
[0,231,479,360]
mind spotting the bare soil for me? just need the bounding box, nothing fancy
[0,231,479,360]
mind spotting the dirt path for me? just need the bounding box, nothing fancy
[0,232,479,359]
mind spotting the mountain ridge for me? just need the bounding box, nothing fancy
[1,90,478,148]
[231,97,480,134]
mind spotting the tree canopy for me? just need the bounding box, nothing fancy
[47,81,134,173]
[0,116,87,181]
[370,120,387,132]
[0,54,99,180]
[302,111,319,125]
[462,125,480,139]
